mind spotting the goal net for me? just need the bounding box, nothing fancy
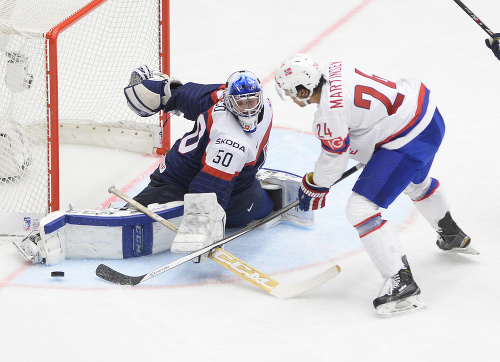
[0,0,170,235]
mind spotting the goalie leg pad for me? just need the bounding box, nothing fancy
[171,193,226,261]
[15,202,184,265]
[257,168,314,227]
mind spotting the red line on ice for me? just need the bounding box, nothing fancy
[260,0,375,86]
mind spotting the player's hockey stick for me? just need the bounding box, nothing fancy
[106,185,180,232]
[96,163,364,296]
[98,187,309,291]
[453,0,495,37]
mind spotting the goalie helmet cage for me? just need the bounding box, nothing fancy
[0,0,171,235]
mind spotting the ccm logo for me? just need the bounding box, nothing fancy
[210,249,274,289]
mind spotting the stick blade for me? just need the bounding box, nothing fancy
[96,264,145,285]
[270,265,341,299]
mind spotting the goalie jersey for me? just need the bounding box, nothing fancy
[149,82,273,215]
[311,61,437,188]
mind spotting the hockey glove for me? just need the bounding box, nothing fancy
[127,65,154,86]
[124,65,182,117]
[485,33,500,60]
[298,172,330,211]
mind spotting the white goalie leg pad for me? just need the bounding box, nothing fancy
[14,202,184,265]
[257,168,314,228]
[64,202,183,260]
[171,193,226,257]
[38,211,68,265]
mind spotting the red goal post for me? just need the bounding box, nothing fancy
[0,0,171,235]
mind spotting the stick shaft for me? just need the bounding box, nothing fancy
[453,0,495,36]
[108,186,178,232]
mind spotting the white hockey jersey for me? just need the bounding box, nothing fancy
[312,61,437,187]
[159,91,273,209]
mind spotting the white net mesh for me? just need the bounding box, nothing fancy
[0,0,165,234]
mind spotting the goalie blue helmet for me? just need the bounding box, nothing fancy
[224,71,263,133]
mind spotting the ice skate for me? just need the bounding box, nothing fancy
[12,232,45,263]
[436,212,478,255]
[12,215,67,265]
[373,256,426,318]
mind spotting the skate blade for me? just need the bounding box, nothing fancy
[11,240,34,262]
[443,245,479,255]
[376,294,427,318]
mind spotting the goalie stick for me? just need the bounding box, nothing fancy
[96,163,364,297]
[453,0,495,37]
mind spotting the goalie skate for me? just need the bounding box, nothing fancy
[12,233,37,262]
[12,232,45,263]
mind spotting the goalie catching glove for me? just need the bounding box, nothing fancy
[124,65,182,117]
[299,172,330,211]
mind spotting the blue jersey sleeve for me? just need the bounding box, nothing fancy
[164,82,224,121]
[188,170,235,209]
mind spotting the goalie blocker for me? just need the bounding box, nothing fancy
[14,169,313,265]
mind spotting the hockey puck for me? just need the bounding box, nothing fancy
[51,271,65,277]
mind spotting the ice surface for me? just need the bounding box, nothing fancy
[1,0,499,361]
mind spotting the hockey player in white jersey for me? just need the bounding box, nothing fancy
[275,53,474,317]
